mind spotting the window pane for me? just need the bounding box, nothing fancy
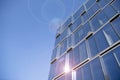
[87,8,94,19]
[81,12,88,23]
[65,73,72,80]
[85,0,95,9]
[73,5,85,20]
[79,41,88,62]
[95,30,109,52]
[76,68,82,80]
[70,16,82,32]
[97,0,108,8]
[73,45,80,66]
[61,29,67,41]
[67,35,73,49]
[90,58,105,80]
[62,17,72,32]
[74,27,84,45]
[60,39,67,55]
[111,0,120,12]
[83,22,91,36]
[113,46,120,64]
[102,23,119,46]
[102,52,120,80]
[103,5,117,19]
[81,64,92,80]
[56,56,65,75]
[91,11,108,31]
[87,36,99,57]
[111,16,120,36]
[92,3,100,13]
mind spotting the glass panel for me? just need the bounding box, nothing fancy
[76,68,82,80]
[81,12,88,23]
[55,35,61,46]
[65,73,72,80]
[73,45,80,66]
[51,48,57,60]
[102,23,119,46]
[81,64,92,80]
[90,58,105,80]
[60,39,67,55]
[49,61,57,80]
[95,30,109,52]
[102,52,120,80]
[62,17,72,32]
[111,16,120,36]
[73,5,85,20]
[87,36,99,57]
[92,3,100,12]
[83,22,91,36]
[68,50,74,68]
[97,0,108,8]
[56,56,65,75]
[61,29,67,41]
[67,35,73,49]
[87,7,94,19]
[113,46,120,64]
[70,16,82,32]
[85,0,95,9]
[111,0,120,12]
[103,5,117,19]
[91,11,108,31]
[74,27,84,45]
[79,41,88,62]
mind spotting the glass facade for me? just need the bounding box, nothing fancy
[48,0,120,80]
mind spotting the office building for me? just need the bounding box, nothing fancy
[48,0,120,80]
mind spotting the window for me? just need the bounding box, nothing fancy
[95,30,109,52]
[97,0,109,8]
[102,23,119,46]
[70,16,82,32]
[51,47,57,61]
[102,52,120,80]
[113,46,120,64]
[81,12,88,23]
[111,0,120,12]
[87,3,100,19]
[61,17,72,32]
[60,39,67,55]
[90,11,108,31]
[56,56,65,75]
[85,0,96,10]
[90,58,105,80]
[73,5,85,20]
[49,61,57,80]
[103,5,117,19]
[74,26,84,45]
[81,64,92,80]
[111,16,120,36]
[57,76,65,80]
[67,35,73,49]
[79,41,88,62]
[60,29,67,42]
[73,45,80,67]
[55,34,61,46]
[83,22,91,36]
[76,68,82,80]
[87,36,99,57]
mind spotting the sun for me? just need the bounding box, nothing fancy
[64,64,70,73]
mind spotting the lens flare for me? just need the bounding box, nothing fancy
[64,64,70,73]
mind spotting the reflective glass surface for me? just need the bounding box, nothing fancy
[102,52,120,80]
[90,58,105,80]
[111,16,120,36]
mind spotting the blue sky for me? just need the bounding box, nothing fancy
[0,0,85,80]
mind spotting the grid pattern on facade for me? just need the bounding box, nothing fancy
[48,0,120,80]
